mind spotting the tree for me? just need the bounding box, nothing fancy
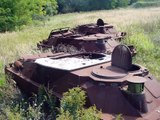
[129,0,139,5]
[0,0,58,32]
[57,0,130,13]
[0,0,32,31]
[117,0,129,7]
[44,0,58,16]
[110,0,118,9]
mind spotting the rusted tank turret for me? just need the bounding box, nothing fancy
[5,44,160,120]
[37,19,129,54]
[73,18,126,39]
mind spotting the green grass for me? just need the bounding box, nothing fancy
[131,0,160,8]
[0,61,5,87]
[0,7,160,119]
[122,18,160,79]
[1,7,160,79]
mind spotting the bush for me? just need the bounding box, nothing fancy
[60,87,86,118]
[58,87,101,120]
[0,0,58,32]
[44,0,58,16]
[0,81,57,120]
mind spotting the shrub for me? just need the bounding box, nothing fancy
[60,87,86,118]
[58,87,101,120]
[0,0,58,32]
[0,81,57,120]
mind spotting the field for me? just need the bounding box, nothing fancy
[0,7,160,80]
[0,6,160,119]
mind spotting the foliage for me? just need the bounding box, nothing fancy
[57,0,89,13]
[0,0,32,32]
[0,61,5,86]
[123,19,160,79]
[0,7,160,119]
[0,81,57,120]
[115,114,124,120]
[131,1,160,8]
[57,0,130,13]
[60,87,86,118]
[129,0,139,5]
[125,32,154,53]
[0,81,101,120]
[57,110,74,120]
[0,78,23,120]
[44,0,58,16]
[0,0,58,32]
[1,0,154,32]
[37,86,57,119]
[58,87,101,120]
[117,0,129,7]
[80,107,101,120]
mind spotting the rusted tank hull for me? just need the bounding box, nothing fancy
[5,66,160,120]
[5,47,160,120]
[37,19,128,54]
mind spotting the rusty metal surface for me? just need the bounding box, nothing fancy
[145,79,160,98]
[5,44,160,120]
[37,19,128,54]
[92,66,128,79]
[112,44,132,70]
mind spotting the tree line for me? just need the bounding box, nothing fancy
[58,0,139,13]
[0,0,139,32]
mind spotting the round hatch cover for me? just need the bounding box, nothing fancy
[92,66,128,79]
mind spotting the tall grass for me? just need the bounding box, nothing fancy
[0,7,160,62]
[0,6,160,120]
[1,7,160,78]
[0,7,160,79]
[123,18,160,79]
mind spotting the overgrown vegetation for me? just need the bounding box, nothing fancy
[0,81,57,120]
[0,7,160,119]
[1,0,160,32]
[58,0,130,13]
[131,0,160,8]
[0,61,5,86]
[0,0,146,32]
[57,88,101,120]
[0,80,101,120]
[123,19,160,79]
[0,0,58,32]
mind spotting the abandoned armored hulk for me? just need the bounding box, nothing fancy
[5,44,160,120]
[37,19,130,54]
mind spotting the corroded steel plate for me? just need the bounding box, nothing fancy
[92,66,128,79]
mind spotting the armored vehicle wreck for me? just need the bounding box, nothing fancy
[37,19,130,54]
[5,45,160,120]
